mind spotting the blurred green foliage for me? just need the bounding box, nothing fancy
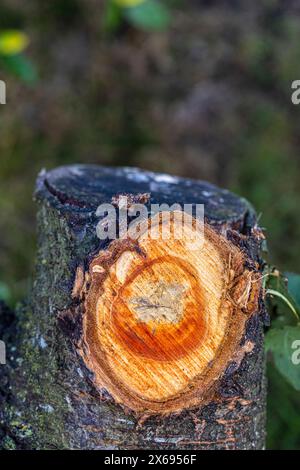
[0,30,37,82]
[0,0,300,449]
[103,0,170,33]
[267,364,300,449]
[0,282,11,304]
[1,54,37,83]
[265,269,300,391]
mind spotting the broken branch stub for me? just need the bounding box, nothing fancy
[77,211,262,414]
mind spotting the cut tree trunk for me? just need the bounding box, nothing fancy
[0,165,267,450]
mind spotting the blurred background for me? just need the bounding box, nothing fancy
[0,0,299,449]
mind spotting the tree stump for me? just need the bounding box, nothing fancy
[0,165,267,450]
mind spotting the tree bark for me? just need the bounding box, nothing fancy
[0,165,267,450]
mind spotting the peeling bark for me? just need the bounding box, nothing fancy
[0,165,267,450]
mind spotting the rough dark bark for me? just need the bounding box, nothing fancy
[0,165,267,450]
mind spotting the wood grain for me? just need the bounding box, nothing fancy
[79,211,262,414]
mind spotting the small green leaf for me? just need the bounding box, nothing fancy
[125,0,170,31]
[103,1,123,33]
[266,326,300,391]
[0,282,11,303]
[1,54,38,83]
[0,30,29,56]
[286,272,300,308]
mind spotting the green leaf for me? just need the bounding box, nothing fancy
[266,289,300,323]
[0,282,11,303]
[265,267,300,326]
[103,1,123,33]
[124,0,170,31]
[0,54,38,83]
[286,272,300,308]
[266,326,300,390]
[114,0,146,6]
[0,30,29,56]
